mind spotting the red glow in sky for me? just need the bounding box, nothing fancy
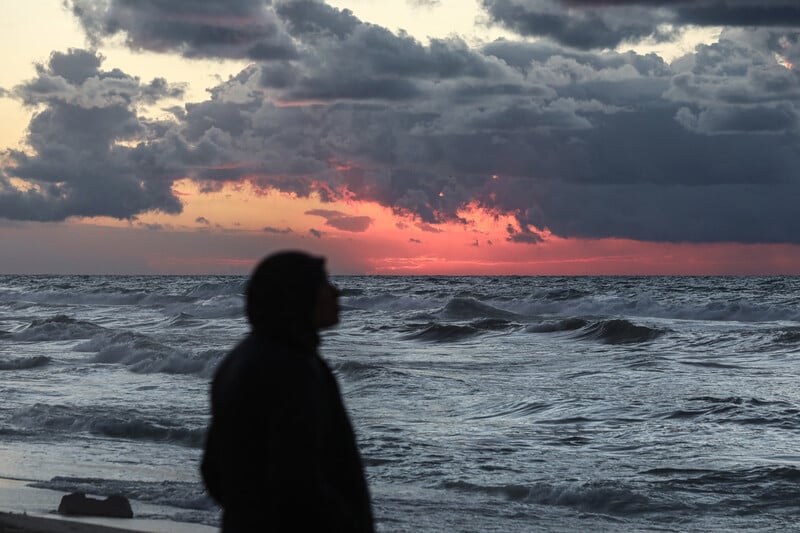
[14,180,788,275]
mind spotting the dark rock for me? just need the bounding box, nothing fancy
[57,492,134,518]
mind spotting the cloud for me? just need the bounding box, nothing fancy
[1,49,185,221]
[505,222,544,244]
[7,2,800,246]
[263,226,293,233]
[409,238,422,243]
[480,1,800,50]
[196,216,210,225]
[481,0,674,50]
[309,228,322,238]
[305,209,373,232]
[66,0,297,60]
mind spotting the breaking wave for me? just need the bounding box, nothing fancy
[402,318,518,343]
[0,355,50,370]
[526,318,589,333]
[574,319,666,344]
[439,297,518,320]
[13,315,104,341]
[74,331,221,377]
[10,403,205,448]
[442,480,654,514]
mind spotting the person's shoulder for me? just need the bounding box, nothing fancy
[234,333,317,370]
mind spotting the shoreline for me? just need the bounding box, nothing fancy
[0,478,217,533]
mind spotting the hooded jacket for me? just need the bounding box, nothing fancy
[201,252,374,532]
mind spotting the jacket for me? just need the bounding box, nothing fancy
[202,332,374,532]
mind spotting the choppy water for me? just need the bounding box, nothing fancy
[1,275,800,531]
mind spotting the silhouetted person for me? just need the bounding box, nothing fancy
[202,251,374,532]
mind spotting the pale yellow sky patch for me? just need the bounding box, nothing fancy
[0,1,246,149]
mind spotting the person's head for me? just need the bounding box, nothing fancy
[246,251,339,336]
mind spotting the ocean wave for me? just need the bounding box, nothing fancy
[677,465,800,485]
[442,479,653,514]
[468,399,550,420]
[526,318,588,333]
[1,289,155,307]
[439,297,518,320]
[162,295,244,319]
[74,331,220,377]
[532,288,591,301]
[574,319,666,344]
[165,312,204,327]
[12,315,104,341]
[509,292,800,323]
[0,282,242,313]
[337,283,800,323]
[663,396,800,428]
[333,360,386,378]
[774,327,800,344]
[0,355,50,371]
[183,280,245,299]
[402,323,483,342]
[679,359,743,369]
[645,465,800,512]
[402,318,517,343]
[339,287,364,296]
[10,403,205,448]
[341,293,437,312]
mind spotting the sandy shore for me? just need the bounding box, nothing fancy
[0,479,217,533]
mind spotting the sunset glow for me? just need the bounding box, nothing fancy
[41,179,800,276]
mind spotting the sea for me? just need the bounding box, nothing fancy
[1,275,800,532]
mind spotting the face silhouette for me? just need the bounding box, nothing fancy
[313,277,340,329]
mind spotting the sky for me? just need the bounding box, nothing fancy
[1,0,799,275]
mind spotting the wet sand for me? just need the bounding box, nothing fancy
[0,511,135,532]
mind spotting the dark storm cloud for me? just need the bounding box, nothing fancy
[564,0,800,28]
[274,5,501,103]
[481,0,800,50]
[1,49,185,221]
[67,0,297,60]
[481,0,673,50]
[9,1,800,244]
[305,209,373,232]
[276,0,360,39]
[506,223,544,244]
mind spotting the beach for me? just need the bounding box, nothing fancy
[0,478,216,533]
